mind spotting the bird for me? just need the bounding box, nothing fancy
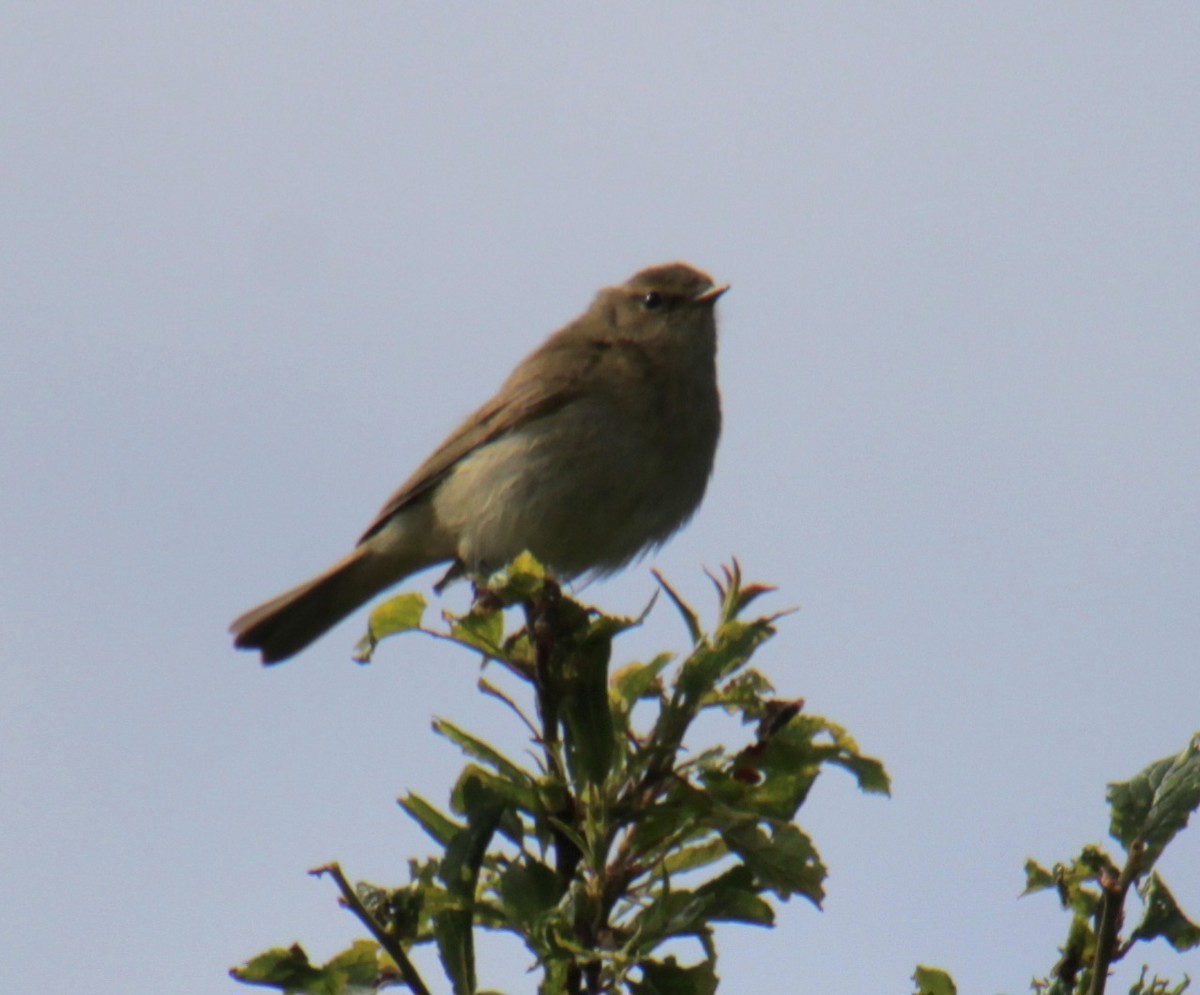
[230,262,727,664]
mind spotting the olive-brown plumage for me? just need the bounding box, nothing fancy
[231,263,727,664]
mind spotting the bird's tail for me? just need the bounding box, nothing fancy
[230,546,409,665]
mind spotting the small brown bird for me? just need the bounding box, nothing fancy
[231,263,727,664]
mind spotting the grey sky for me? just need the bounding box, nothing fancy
[3,5,1198,993]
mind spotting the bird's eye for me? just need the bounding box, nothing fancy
[641,291,664,310]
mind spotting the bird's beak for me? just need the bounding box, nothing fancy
[694,283,730,305]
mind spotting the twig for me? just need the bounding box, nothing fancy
[310,862,432,995]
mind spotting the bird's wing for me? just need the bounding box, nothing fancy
[357,337,598,544]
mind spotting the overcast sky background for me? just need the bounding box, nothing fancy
[3,5,1198,994]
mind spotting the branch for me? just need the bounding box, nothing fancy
[310,863,432,995]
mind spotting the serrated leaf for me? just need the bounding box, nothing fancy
[353,593,426,661]
[789,716,891,796]
[1077,843,1121,878]
[484,551,548,603]
[322,942,386,987]
[625,779,718,859]
[691,865,775,927]
[231,940,382,994]
[627,865,772,950]
[614,654,674,708]
[703,715,889,821]
[447,608,506,658]
[1130,873,1200,951]
[703,669,775,713]
[912,964,957,995]
[1108,734,1200,865]
[699,761,818,823]
[675,628,749,705]
[1022,859,1056,895]
[830,752,891,796]
[722,823,825,906]
[630,956,719,995]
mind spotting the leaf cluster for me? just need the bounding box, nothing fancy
[920,735,1200,995]
[1020,734,1200,995]
[231,558,888,995]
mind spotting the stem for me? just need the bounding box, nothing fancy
[525,586,615,994]
[310,863,431,995]
[1085,840,1144,995]
[521,589,583,886]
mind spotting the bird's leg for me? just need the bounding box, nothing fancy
[432,558,467,594]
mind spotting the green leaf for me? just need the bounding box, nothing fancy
[691,865,775,927]
[629,865,773,956]
[830,751,891,796]
[434,718,533,788]
[1108,733,1200,865]
[231,941,382,994]
[700,714,889,822]
[1077,843,1121,879]
[267,568,893,995]
[447,608,506,658]
[560,625,617,787]
[628,885,695,946]
[441,777,508,895]
[484,550,549,603]
[631,956,719,995]
[678,619,775,704]
[699,761,818,823]
[353,592,426,662]
[434,904,475,995]
[653,571,703,645]
[793,716,891,796]
[1130,873,1200,951]
[624,777,718,859]
[496,858,559,926]
[613,653,674,709]
[722,823,826,906]
[398,792,461,848]
[662,836,728,876]
[912,964,958,995]
[703,668,775,713]
[1022,859,1056,895]
[450,764,540,820]
[708,560,779,623]
[538,958,573,995]
[356,877,429,945]
[435,777,507,995]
